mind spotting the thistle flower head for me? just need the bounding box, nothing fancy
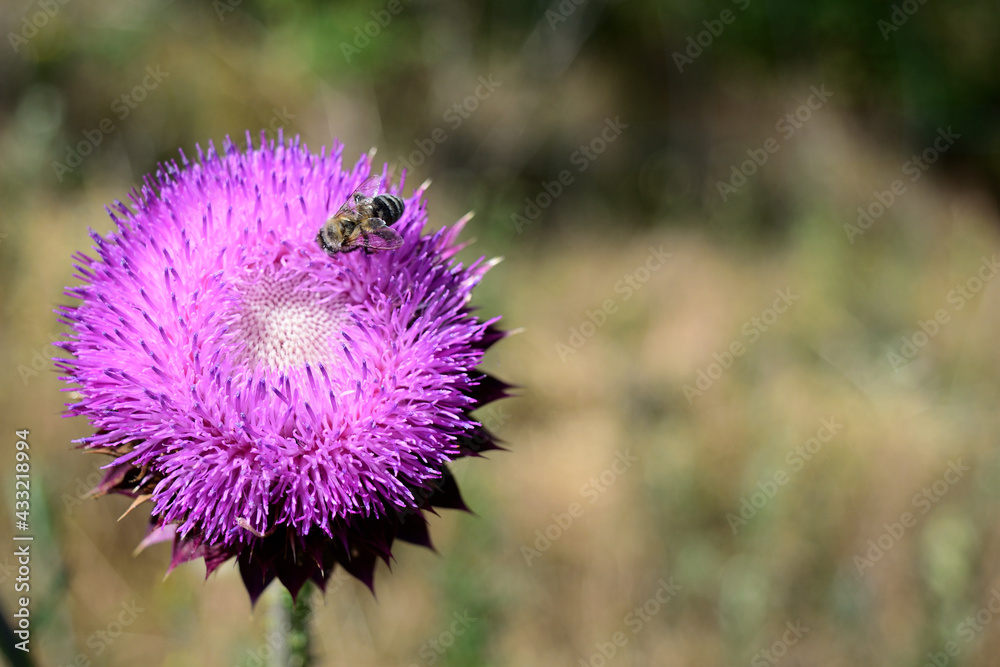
[57,132,508,603]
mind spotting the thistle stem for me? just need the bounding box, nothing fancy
[273,582,314,667]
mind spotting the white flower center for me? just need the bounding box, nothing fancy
[232,274,344,369]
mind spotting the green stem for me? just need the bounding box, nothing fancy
[274,582,314,667]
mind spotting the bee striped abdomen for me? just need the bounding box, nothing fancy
[371,194,405,225]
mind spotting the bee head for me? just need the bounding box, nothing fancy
[317,227,339,255]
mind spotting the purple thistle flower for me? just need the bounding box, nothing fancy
[56,132,509,604]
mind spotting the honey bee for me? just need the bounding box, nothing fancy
[317,177,405,255]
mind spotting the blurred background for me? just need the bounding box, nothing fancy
[2,0,1000,665]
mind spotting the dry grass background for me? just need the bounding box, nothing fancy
[3,1,1000,666]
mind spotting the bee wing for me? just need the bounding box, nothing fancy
[361,221,404,251]
[334,175,383,215]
